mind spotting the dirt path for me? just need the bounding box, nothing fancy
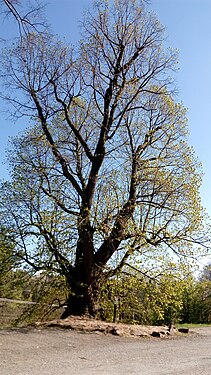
[0,326,211,375]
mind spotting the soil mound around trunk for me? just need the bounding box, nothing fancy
[32,316,178,338]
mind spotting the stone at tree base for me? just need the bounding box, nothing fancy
[168,323,176,335]
[178,328,189,334]
[151,331,161,337]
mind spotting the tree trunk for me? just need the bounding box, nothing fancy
[61,279,98,318]
[61,204,98,318]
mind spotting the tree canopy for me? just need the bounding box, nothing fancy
[0,0,209,317]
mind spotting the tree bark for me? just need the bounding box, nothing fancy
[61,275,98,318]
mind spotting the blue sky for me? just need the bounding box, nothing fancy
[0,0,211,220]
[151,0,211,219]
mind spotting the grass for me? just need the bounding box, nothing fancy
[176,323,211,328]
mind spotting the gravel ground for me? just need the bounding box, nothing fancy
[0,327,211,374]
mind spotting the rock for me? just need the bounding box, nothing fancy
[178,328,189,334]
[168,323,175,335]
[151,331,161,337]
[105,326,119,336]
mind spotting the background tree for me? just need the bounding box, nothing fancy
[200,263,211,281]
[0,228,15,296]
[99,270,187,325]
[180,278,211,324]
[0,0,209,317]
[0,228,26,300]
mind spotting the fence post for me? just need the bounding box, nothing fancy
[113,296,118,323]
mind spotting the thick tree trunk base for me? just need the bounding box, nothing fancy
[61,296,89,319]
[61,287,97,319]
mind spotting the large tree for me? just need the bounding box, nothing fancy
[0,0,209,317]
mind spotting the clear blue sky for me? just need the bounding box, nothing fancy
[151,0,211,220]
[0,0,211,220]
